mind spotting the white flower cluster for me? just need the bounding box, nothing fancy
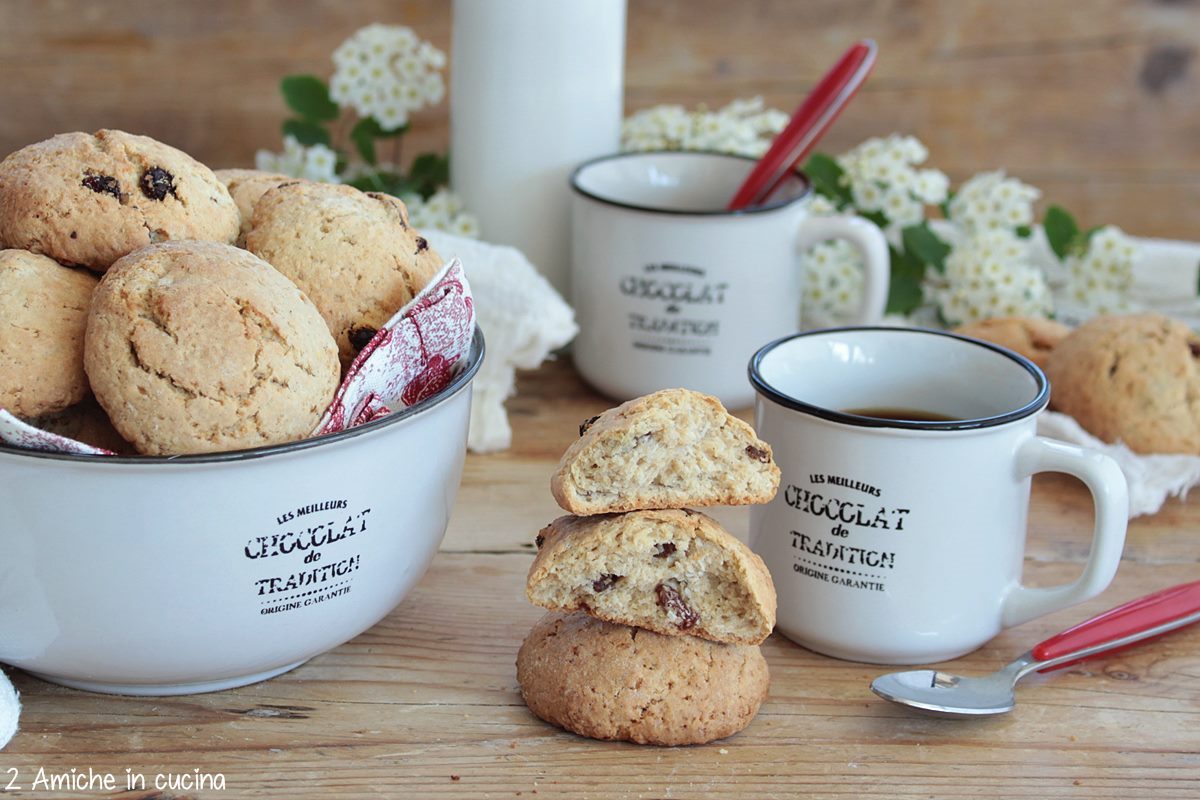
[329,24,446,132]
[947,171,1039,235]
[255,135,341,183]
[928,228,1053,326]
[403,188,481,239]
[621,97,789,158]
[836,135,949,230]
[1060,225,1137,317]
[802,237,865,324]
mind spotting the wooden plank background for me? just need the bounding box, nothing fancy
[0,0,1196,239]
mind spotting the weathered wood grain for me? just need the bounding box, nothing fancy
[0,0,1196,237]
[1,359,1198,798]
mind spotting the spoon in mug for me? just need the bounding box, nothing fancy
[871,579,1200,717]
[726,39,877,211]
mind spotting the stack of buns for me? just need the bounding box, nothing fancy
[0,129,440,455]
[517,389,781,746]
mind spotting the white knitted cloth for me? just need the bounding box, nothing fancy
[0,669,17,750]
[424,230,578,452]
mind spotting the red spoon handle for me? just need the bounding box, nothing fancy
[726,40,875,211]
[1032,579,1200,670]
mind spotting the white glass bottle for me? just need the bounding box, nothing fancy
[450,0,626,295]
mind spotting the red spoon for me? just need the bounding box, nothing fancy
[727,39,877,211]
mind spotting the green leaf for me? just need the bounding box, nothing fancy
[383,175,420,197]
[861,209,889,229]
[885,245,927,315]
[281,118,330,147]
[1195,260,1200,297]
[901,222,952,272]
[408,152,450,197]
[886,273,925,315]
[803,153,851,207]
[1043,205,1079,261]
[1015,225,1032,239]
[374,120,409,138]
[1083,225,1105,243]
[281,75,339,122]
[351,118,382,165]
[345,173,388,193]
[939,192,955,219]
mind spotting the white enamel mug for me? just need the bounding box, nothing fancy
[570,151,890,409]
[748,327,1129,665]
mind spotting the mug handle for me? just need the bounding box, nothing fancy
[1001,436,1129,628]
[794,215,890,325]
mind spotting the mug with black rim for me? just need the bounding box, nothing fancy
[569,150,891,409]
[748,326,1129,664]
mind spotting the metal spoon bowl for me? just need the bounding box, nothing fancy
[871,581,1200,717]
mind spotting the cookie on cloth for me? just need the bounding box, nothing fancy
[244,182,443,366]
[0,249,98,417]
[953,316,1071,369]
[1045,313,1200,455]
[551,388,781,515]
[516,611,769,746]
[84,241,339,455]
[213,168,298,242]
[0,130,239,271]
[527,509,777,645]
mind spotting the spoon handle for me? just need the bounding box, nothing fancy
[1031,579,1200,672]
[725,40,876,211]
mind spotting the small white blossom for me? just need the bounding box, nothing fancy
[330,24,446,131]
[806,194,840,216]
[800,200,866,325]
[882,185,923,228]
[836,134,948,234]
[403,188,480,239]
[621,97,788,158]
[1057,225,1138,320]
[928,228,1053,325]
[802,238,865,325]
[255,136,341,183]
[914,169,950,204]
[947,171,1040,235]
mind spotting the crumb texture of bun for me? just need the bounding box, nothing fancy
[527,509,777,645]
[551,388,781,515]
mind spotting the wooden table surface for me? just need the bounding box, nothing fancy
[2,359,1199,798]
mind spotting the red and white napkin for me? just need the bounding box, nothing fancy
[0,258,476,456]
[315,257,475,434]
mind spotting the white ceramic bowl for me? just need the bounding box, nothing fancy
[0,329,484,695]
